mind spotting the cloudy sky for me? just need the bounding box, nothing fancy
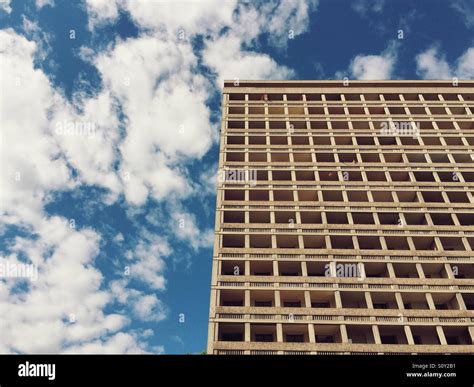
[0,0,473,354]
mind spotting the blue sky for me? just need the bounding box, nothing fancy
[0,0,473,354]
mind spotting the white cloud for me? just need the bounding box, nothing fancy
[124,236,169,290]
[22,16,40,34]
[455,47,474,79]
[123,0,237,35]
[415,47,452,79]
[52,91,122,196]
[259,0,318,47]
[132,294,167,322]
[0,29,158,354]
[93,36,216,205]
[0,217,135,353]
[0,29,122,221]
[348,43,397,80]
[203,34,295,87]
[109,279,168,322]
[86,0,237,33]
[201,1,317,85]
[0,0,11,13]
[199,166,218,196]
[352,0,385,16]
[0,29,72,227]
[85,1,316,88]
[63,332,149,354]
[415,46,474,79]
[113,233,124,243]
[82,1,317,204]
[85,0,120,29]
[36,0,54,9]
[171,211,214,250]
[94,0,320,48]
[451,0,474,28]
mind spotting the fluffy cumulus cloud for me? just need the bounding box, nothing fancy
[124,236,169,290]
[347,42,398,80]
[93,36,214,205]
[0,29,152,353]
[0,29,71,227]
[416,46,474,79]
[171,211,214,250]
[203,34,294,87]
[132,294,167,322]
[202,0,317,85]
[259,0,318,47]
[0,0,11,13]
[86,0,317,88]
[1,0,317,353]
[63,332,149,354]
[81,0,318,207]
[0,216,141,353]
[85,0,237,33]
[110,279,168,322]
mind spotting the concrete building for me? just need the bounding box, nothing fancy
[207,80,474,354]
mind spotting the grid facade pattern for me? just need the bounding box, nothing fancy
[207,80,474,355]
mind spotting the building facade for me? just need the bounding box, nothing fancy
[207,80,474,354]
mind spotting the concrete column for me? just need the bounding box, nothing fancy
[275,290,281,307]
[387,263,396,279]
[415,263,425,279]
[444,263,455,279]
[298,234,304,250]
[212,260,220,284]
[245,322,251,342]
[436,326,447,345]
[372,325,381,344]
[341,325,349,343]
[468,326,474,343]
[214,289,220,309]
[330,261,337,278]
[395,292,405,309]
[245,290,250,307]
[426,293,436,310]
[304,290,312,308]
[207,322,217,353]
[335,291,343,308]
[308,324,316,343]
[273,260,279,276]
[404,326,415,345]
[245,260,250,276]
[301,261,308,277]
[271,234,277,249]
[365,292,373,309]
[455,293,467,310]
[277,323,283,342]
